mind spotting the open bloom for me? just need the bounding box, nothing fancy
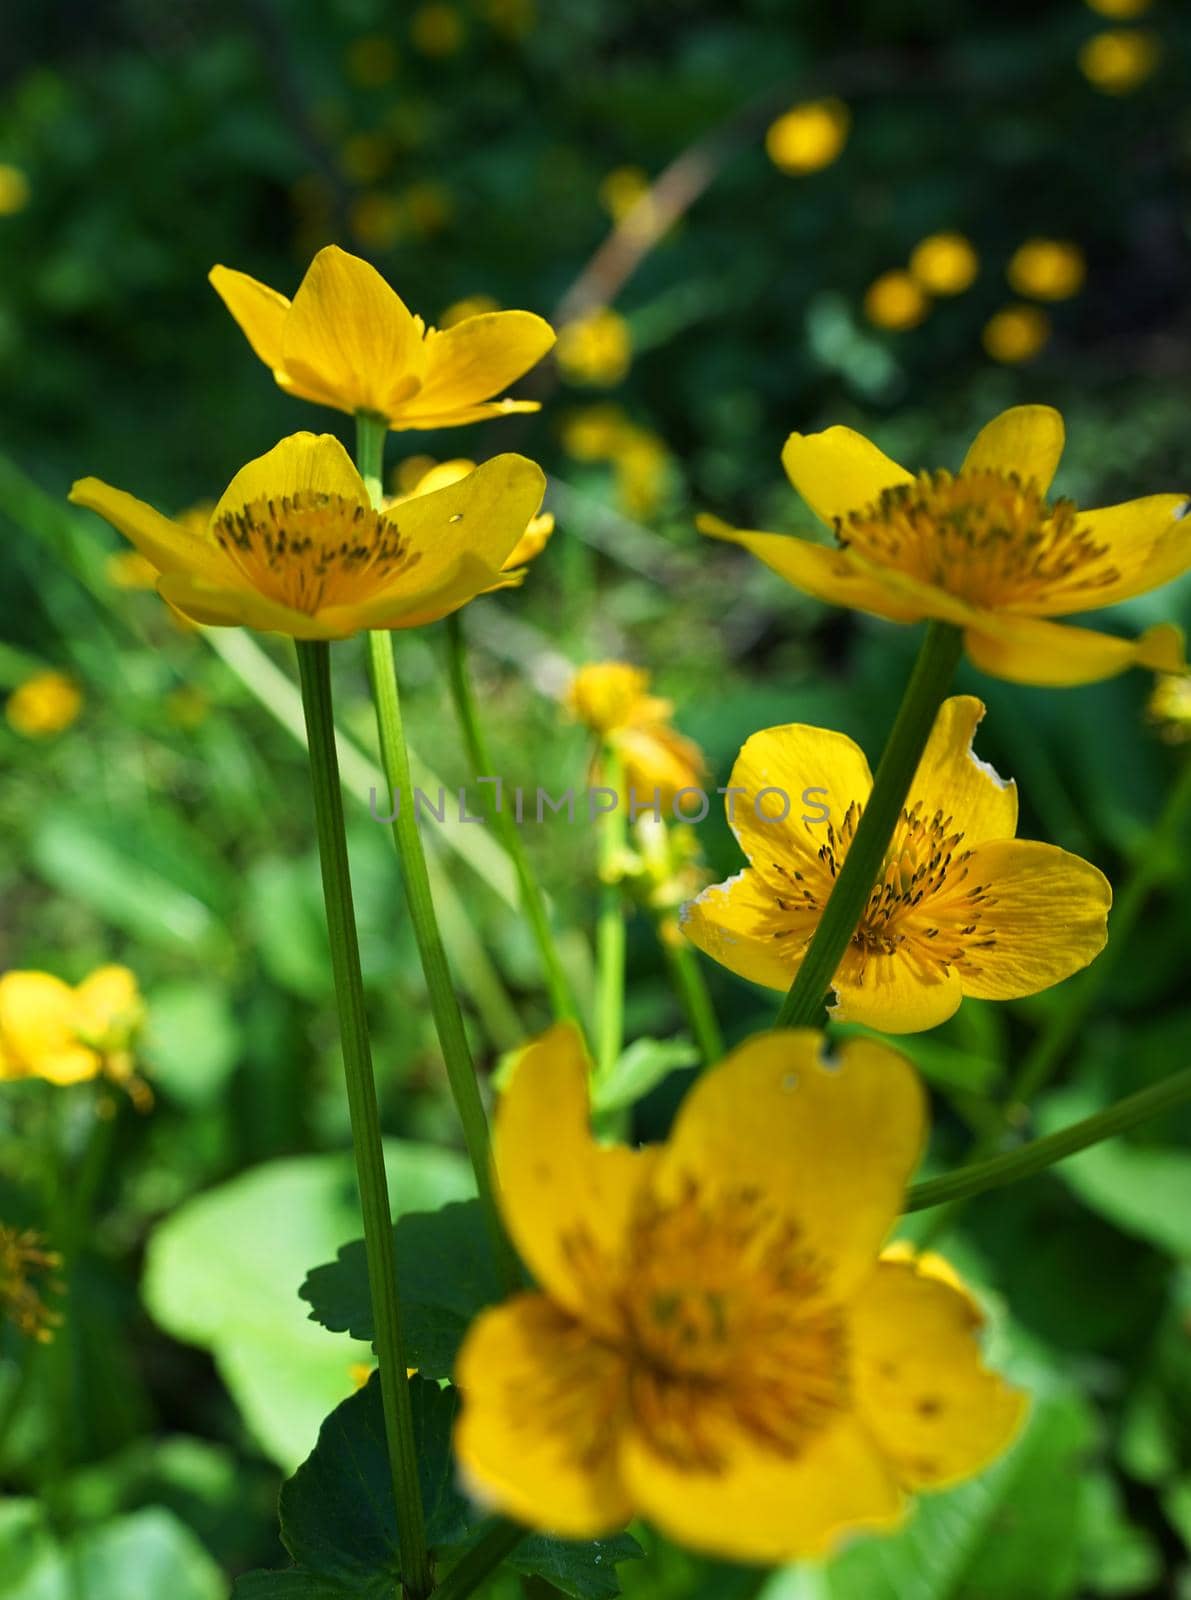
[566,662,705,808]
[210,246,554,429]
[682,696,1111,1031]
[392,458,554,587]
[5,671,82,738]
[455,1023,1026,1561]
[701,406,1188,685]
[0,966,145,1098]
[70,433,546,638]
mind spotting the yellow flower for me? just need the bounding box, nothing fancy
[391,457,555,583]
[1147,674,1191,743]
[0,966,145,1092]
[765,99,850,176]
[700,404,1189,686]
[0,1226,62,1343]
[555,308,632,388]
[1085,0,1150,14]
[567,662,704,808]
[982,305,1051,364]
[909,233,980,296]
[411,2,465,56]
[1078,28,1160,93]
[69,433,546,639]
[5,671,82,738]
[454,1022,1026,1559]
[1008,239,1086,301]
[440,294,500,329]
[209,245,554,429]
[864,270,930,331]
[0,165,30,217]
[560,404,630,461]
[683,696,1111,1032]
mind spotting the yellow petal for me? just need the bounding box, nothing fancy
[74,965,142,1043]
[724,720,873,884]
[281,245,424,417]
[211,432,367,526]
[621,1410,903,1563]
[1032,494,1191,615]
[208,265,291,372]
[0,972,97,1084]
[953,838,1111,1000]
[698,516,921,621]
[403,459,476,497]
[494,1022,658,1328]
[830,949,965,1033]
[654,1031,926,1304]
[454,1294,632,1537]
[68,480,231,583]
[324,554,506,634]
[781,426,914,527]
[389,398,542,431]
[961,405,1065,493]
[679,868,810,992]
[963,613,1185,685]
[909,696,1018,845]
[848,1257,1028,1490]
[156,573,340,638]
[409,310,555,417]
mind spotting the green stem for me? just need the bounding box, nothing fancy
[595,747,627,1080]
[775,621,964,1027]
[444,609,580,1028]
[656,915,724,1065]
[904,1065,1191,1212]
[295,640,431,1600]
[434,1519,526,1600]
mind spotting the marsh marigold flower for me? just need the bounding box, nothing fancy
[864,270,929,332]
[765,99,850,176]
[909,233,979,297]
[982,305,1050,365]
[454,1022,1026,1558]
[70,433,545,638]
[391,457,555,583]
[0,966,145,1093]
[567,663,704,808]
[555,309,632,388]
[1008,239,1086,302]
[1079,28,1160,93]
[6,671,82,738]
[682,696,1110,1031]
[209,245,553,429]
[1148,674,1191,743]
[701,405,1189,685]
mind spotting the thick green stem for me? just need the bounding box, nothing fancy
[435,1520,526,1600]
[775,621,964,1028]
[296,640,431,1600]
[905,1065,1191,1212]
[444,609,580,1028]
[656,915,724,1066]
[595,747,627,1080]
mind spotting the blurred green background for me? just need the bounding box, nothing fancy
[2,0,1191,1595]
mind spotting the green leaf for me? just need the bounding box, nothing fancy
[301,1200,505,1379]
[591,1037,698,1115]
[143,1147,473,1470]
[145,980,241,1108]
[504,1532,645,1599]
[0,1503,226,1600]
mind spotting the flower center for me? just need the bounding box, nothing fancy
[839,467,1119,609]
[212,492,421,615]
[616,1181,849,1469]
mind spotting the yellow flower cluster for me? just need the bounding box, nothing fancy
[560,405,670,518]
[555,307,632,388]
[0,966,146,1101]
[567,662,704,809]
[864,232,979,333]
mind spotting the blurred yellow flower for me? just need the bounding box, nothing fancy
[560,406,670,518]
[560,404,633,461]
[0,966,146,1097]
[599,166,653,230]
[0,1226,62,1343]
[555,308,632,387]
[1148,674,1191,743]
[1078,28,1160,93]
[481,0,535,32]
[349,194,405,251]
[567,662,704,807]
[455,1022,1025,1557]
[411,2,465,56]
[340,132,392,184]
[439,294,500,329]
[403,181,454,237]
[684,696,1111,1030]
[700,404,1189,685]
[864,270,929,331]
[344,35,399,86]
[71,433,546,638]
[210,245,554,429]
[982,305,1051,364]
[765,99,850,176]
[0,165,30,216]
[1008,239,1086,301]
[1085,0,1150,12]
[5,672,82,738]
[391,457,555,584]
[909,233,979,296]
